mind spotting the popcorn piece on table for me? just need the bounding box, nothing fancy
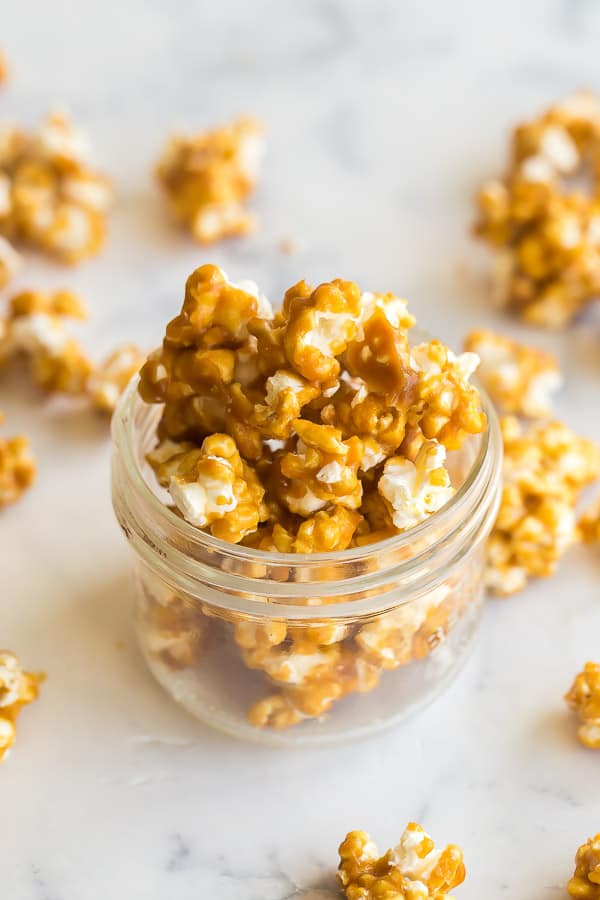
[87,343,145,414]
[338,822,466,900]
[0,650,42,763]
[565,662,600,750]
[0,50,8,85]
[486,416,600,596]
[0,288,92,393]
[579,497,600,543]
[0,110,112,263]
[464,328,562,417]
[150,433,267,544]
[0,235,22,289]
[0,411,36,508]
[473,92,600,328]
[155,116,264,243]
[568,834,600,899]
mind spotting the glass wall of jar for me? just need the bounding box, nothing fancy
[111,379,502,747]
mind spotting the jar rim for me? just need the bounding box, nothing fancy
[112,374,501,570]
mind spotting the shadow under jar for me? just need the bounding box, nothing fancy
[111,378,502,747]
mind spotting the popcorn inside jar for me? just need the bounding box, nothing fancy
[111,264,502,744]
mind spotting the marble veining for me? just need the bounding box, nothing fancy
[1,1,599,898]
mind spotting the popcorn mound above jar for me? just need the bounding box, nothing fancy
[139,263,487,550]
[128,264,493,733]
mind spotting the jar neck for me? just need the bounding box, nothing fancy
[111,379,502,617]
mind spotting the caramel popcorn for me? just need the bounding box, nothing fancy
[464,329,562,417]
[338,823,466,900]
[142,592,208,671]
[87,343,145,414]
[138,265,489,728]
[155,116,263,243]
[378,441,454,531]
[565,662,600,749]
[149,433,267,543]
[0,234,22,289]
[474,92,600,327]
[0,651,41,763]
[0,110,112,263]
[0,416,35,508]
[568,834,600,899]
[0,289,92,393]
[486,416,600,595]
[579,498,600,543]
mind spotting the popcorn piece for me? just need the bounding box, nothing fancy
[473,92,600,327]
[283,278,363,383]
[87,343,145,414]
[0,413,36,508]
[464,329,562,417]
[278,420,363,516]
[579,498,600,543]
[250,369,320,439]
[565,662,600,749]
[0,289,92,393]
[408,340,485,450]
[486,417,600,595]
[155,116,263,243]
[150,433,266,543]
[143,593,207,671]
[0,650,41,763]
[139,264,272,445]
[356,585,451,669]
[378,440,454,531]
[244,506,362,553]
[0,235,22,289]
[568,834,600,899]
[338,823,466,900]
[0,50,8,85]
[247,644,381,729]
[0,110,112,263]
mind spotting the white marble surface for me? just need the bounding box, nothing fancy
[2,1,600,897]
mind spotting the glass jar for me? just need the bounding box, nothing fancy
[111,378,502,747]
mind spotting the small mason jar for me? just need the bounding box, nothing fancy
[111,378,502,747]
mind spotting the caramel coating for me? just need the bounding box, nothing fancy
[579,498,600,544]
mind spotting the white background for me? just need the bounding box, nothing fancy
[1,2,599,898]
